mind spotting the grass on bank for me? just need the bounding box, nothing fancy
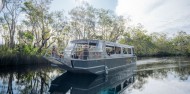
[0,45,49,66]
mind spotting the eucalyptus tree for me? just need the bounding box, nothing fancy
[21,1,39,45]
[172,31,190,55]
[50,11,68,49]
[84,4,97,39]
[187,35,190,56]
[0,24,9,46]
[17,25,34,45]
[151,32,173,56]
[97,9,112,40]
[128,24,152,56]
[1,0,24,48]
[97,9,126,42]
[119,24,157,56]
[69,2,96,39]
[109,15,126,42]
[69,2,127,41]
[22,0,56,53]
[0,0,5,12]
[119,31,132,45]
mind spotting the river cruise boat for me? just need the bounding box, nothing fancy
[44,39,136,75]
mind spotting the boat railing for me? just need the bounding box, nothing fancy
[45,47,137,62]
[64,50,137,60]
[44,48,66,62]
[69,50,106,60]
[44,47,105,61]
[43,48,73,67]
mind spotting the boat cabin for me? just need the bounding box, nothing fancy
[64,39,135,60]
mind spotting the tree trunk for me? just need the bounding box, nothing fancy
[10,33,14,48]
[7,73,13,94]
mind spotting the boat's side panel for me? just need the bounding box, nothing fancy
[72,60,105,68]
[71,59,105,74]
[70,56,136,74]
[105,56,136,71]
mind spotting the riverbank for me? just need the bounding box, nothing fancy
[0,54,189,66]
[0,45,50,66]
[0,55,50,66]
[136,52,190,58]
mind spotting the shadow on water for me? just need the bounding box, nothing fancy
[0,64,136,94]
[0,62,136,94]
[49,70,136,94]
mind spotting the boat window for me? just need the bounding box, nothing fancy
[97,42,103,50]
[70,41,106,59]
[123,80,128,88]
[132,48,135,55]
[128,48,132,54]
[123,48,128,54]
[115,47,121,54]
[106,45,115,55]
[74,43,98,52]
[116,84,121,93]
[71,43,97,59]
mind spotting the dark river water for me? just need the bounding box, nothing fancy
[0,57,190,94]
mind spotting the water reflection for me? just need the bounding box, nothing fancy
[1,57,190,94]
[125,57,190,94]
[133,67,190,89]
[0,64,63,94]
[49,70,135,94]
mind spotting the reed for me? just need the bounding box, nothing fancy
[0,54,50,66]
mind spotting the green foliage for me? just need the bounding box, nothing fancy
[68,3,126,42]
[21,45,38,55]
[119,29,190,57]
[0,1,190,57]
[0,44,38,57]
[0,46,18,56]
[17,30,34,46]
[24,31,34,40]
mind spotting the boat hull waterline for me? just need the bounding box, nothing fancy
[44,56,136,74]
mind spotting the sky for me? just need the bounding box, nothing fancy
[50,0,190,35]
[116,0,190,35]
[50,0,117,13]
[1,0,190,44]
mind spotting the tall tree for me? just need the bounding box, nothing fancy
[50,11,68,49]
[22,0,68,53]
[69,3,96,39]
[97,9,126,42]
[172,31,189,55]
[0,24,9,46]
[97,9,113,40]
[1,0,23,48]
[0,0,5,12]
[69,3,127,41]
[22,0,54,53]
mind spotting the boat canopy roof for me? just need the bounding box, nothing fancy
[104,41,134,48]
[70,39,134,48]
[71,39,100,44]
